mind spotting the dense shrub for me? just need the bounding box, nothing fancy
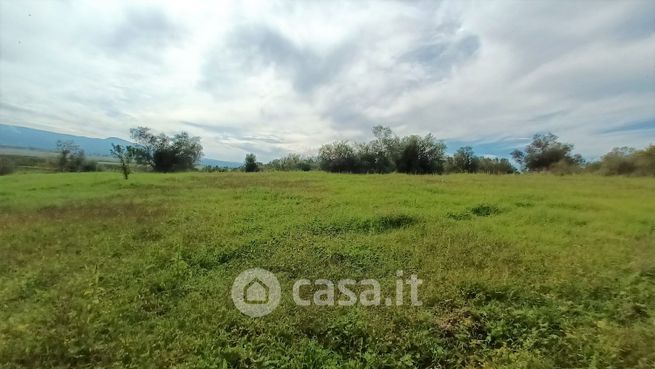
[511,133,584,172]
[356,125,398,173]
[130,127,203,172]
[317,129,447,174]
[318,141,359,173]
[477,157,516,174]
[244,153,260,172]
[0,157,15,175]
[55,140,97,172]
[395,134,447,174]
[201,165,232,172]
[267,153,317,171]
[445,150,516,174]
[450,146,479,173]
[634,145,655,175]
[269,126,651,177]
[595,145,655,176]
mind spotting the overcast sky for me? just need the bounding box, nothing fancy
[1,0,654,161]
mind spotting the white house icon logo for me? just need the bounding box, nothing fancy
[231,268,281,317]
[244,279,268,304]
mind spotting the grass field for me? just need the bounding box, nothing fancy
[0,147,120,174]
[1,172,654,368]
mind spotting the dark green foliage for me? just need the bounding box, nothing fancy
[635,145,655,175]
[55,140,97,172]
[594,145,655,176]
[451,146,479,173]
[511,133,584,172]
[445,148,516,174]
[267,153,317,171]
[201,165,233,172]
[129,127,202,172]
[317,127,447,174]
[477,157,516,174]
[601,147,637,174]
[395,134,447,174]
[356,125,398,173]
[275,126,519,175]
[301,127,514,175]
[0,157,15,175]
[318,141,359,172]
[243,153,259,172]
[56,140,79,171]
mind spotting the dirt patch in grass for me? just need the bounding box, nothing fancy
[0,201,166,228]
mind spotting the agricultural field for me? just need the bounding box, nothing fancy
[1,172,654,368]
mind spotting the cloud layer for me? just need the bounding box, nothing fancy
[1,0,654,161]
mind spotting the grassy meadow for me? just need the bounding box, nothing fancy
[1,172,654,368]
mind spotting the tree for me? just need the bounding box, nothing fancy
[129,127,202,172]
[315,128,447,174]
[56,140,78,171]
[478,157,516,174]
[267,153,316,171]
[452,146,479,173]
[395,134,447,174]
[634,145,655,176]
[55,140,95,172]
[511,132,583,172]
[598,147,636,175]
[244,153,259,172]
[369,125,399,173]
[318,141,359,172]
[0,157,15,176]
[596,145,655,176]
[110,144,135,180]
[355,142,377,173]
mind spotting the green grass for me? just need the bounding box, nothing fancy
[1,172,654,368]
[0,148,119,174]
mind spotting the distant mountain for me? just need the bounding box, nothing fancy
[199,158,241,168]
[0,124,241,168]
[0,124,132,155]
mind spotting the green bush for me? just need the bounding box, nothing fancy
[0,157,15,175]
[244,153,260,172]
[596,145,655,176]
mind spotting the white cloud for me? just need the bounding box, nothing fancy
[0,0,653,161]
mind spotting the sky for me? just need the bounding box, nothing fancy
[1,0,654,162]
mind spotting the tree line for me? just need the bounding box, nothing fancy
[255,127,654,176]
[1,125,652,177]
[224,126,653,176]
[313,126,516,174]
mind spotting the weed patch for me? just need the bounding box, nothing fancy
[470,204,501,217]
[307,214,418,235]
